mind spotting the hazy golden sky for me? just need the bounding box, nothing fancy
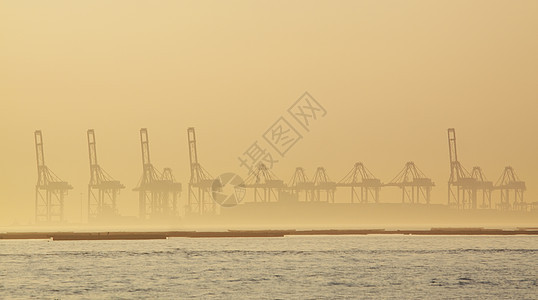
[1,1,537,224]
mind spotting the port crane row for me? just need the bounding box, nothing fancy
[33,128,532,222]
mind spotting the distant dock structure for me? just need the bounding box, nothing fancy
[448,128,526,210]
[28,127,533,224]
[470,166,494,209]
[496,166,526,211]
[312,167,336,202]
[447,128,493,209]
[244,163,285,202]
[287,167,314,202]
[133,128,181,220]
[338,163,382,203]
[385,162,434,204]
[87,129,125,222]
[34,130,73,223]
[187,127,215,215]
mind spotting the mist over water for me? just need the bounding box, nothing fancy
[1,235,536,299]
[2,1,538,225]
[2,2,538,299]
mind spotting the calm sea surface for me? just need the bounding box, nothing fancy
[0,235,537,299]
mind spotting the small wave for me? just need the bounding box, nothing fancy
[429,279,444,287]
[327,281,355,287]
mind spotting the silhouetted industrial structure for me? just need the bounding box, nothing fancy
[338,163,382,203]
[187,127,215,215]
[447,128,489,209]
[287,167,314,201]
[244,163,285,202]
[470,166,494,209]
[87,129,125,221]
[495,166,526,211]
[312,167,336,202]
[385,162,434,204]
[34,130,73,223]
[26,127,533,224]
[133,128,181,219]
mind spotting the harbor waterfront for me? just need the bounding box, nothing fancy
[1,228,537,240]
[2,1,538,299]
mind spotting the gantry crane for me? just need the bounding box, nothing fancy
[133,128,181,219]
[187,127,215,215]
[87,129,125,221]
[161,167,180,213]
[385,162,434,204]
[287,167,314,201]
[495,166,526,211]
[34,130,72,223]
[244,163,285,202]
[338,162,382,203]
[470,166,494,208]
[448,128,478,209]
[312,167,336,202]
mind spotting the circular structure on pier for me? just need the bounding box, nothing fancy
[211,173,246,207]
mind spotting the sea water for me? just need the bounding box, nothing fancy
[1,235,537,299]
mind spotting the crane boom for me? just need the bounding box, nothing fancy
[448,128,458,165]
[140,128,151,166]
[87,129,99,185]
[87,129,98,167]
[187,127,198,179]
[35,130,46,186]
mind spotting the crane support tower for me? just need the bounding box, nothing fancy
[495,166,526,211]
[385,162,435,204]
[34,130,73,223]
[244,163,285,202]
[338,162,382,203]
[187,127,215,215]
[133,128,181,219]
[470,166,494,209]
[447,128,482,209]
[87,129,125,221]
[287,167,315,201]
[312,167,336,202]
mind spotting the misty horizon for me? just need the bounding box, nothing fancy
[1,1,537,226]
